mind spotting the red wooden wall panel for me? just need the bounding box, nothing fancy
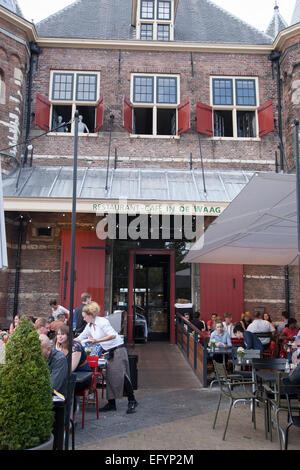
[199,264,244,323]
[60,230,106,313]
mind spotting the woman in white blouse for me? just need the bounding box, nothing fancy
[75,301,138,414]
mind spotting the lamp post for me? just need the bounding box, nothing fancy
[64,110,79,450]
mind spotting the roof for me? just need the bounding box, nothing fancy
[0,0,23,17]
[36,0,272,45]
[292,0,300,25]
[184,173,298,266]
[265,5,288,39]
[3,166,254,204]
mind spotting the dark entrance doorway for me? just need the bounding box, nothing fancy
[128,250,175,344]
[135,253,170,341]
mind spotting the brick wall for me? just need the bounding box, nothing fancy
[30,47,278,171]
[0,17,29,174]
[280,34,300,170]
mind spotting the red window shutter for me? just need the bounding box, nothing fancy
[258,100,274,137]
[123,96,133,134]
[95,94,104,132]
[177,99,190,135]
[196,102,213,136]
[35,93,51,131]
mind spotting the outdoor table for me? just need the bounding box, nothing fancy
[208,347,233,366]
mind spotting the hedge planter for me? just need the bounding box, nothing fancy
[28,434,54,450]
[0,319,54,450]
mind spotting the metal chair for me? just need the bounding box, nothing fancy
[264,372,300,449]
[212,360,257,440]
[282,379,300,450]
[252,358,287,440]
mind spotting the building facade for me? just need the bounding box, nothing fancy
[0,0,300,343]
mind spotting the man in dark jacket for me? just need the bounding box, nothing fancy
[39,334,68,397]
[74,292,92,337]
[233,323,264,354]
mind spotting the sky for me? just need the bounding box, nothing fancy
[17,0,296,32]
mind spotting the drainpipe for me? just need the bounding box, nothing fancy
[284,266,290,315]
[23,42,42,167]
[13,215,24,318]
[268,50,285,172]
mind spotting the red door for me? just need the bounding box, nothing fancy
[199,264,244,323]
[60,230,106,313]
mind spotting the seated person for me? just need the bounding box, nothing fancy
[276,310,289,334]
[39,334,68,397]
[263,313,275,329]
[223,313,234,338]
[210,320,232,348]
[239,311,252,331]
[54,324,92,393]
[191,311,206,331]
[35,317,51,336]
[246,311,275,349]
[280,318,298,341]
[233,323,264,354]
[207,313,218,332]
[50,314,66,333]
[9,314,20,334]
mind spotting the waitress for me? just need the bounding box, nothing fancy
[75,301,138,414]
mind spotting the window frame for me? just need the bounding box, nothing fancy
[131,72,180,138]
[137,0,174,41]
[210,76,259,140]
[49,70,101,136]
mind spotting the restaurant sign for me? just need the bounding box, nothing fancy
[92,200,226,216]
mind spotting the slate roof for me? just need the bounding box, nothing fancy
[0,0,23,17]
[265,6,288,39]
[292,0,300,25]
[36,0,272,45]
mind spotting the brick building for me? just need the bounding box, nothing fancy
[0,0,299,344]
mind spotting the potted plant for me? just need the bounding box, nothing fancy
[0,318,54,450]
[209,339,216,351]
[237,346,245,363]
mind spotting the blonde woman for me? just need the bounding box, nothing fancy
[75,301,138,414]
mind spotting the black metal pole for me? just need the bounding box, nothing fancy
[295,119,300,283]
[13,215,24,317]
[105,114,115,192]
[64,110,79,450]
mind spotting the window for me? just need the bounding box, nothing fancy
[49,71,101,134]
[138,0,173,40]
[211,77,258,138]
[128,74,185,137]
[141,0,154,19]
[140,23,153,40]
[157,1,171,20]
[157,24,170,41]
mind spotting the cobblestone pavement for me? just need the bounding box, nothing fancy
[74,342,300,451]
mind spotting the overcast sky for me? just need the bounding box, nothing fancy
[17,0,296,32]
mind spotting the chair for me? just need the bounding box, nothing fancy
[282,379,300,450]
[87,355,105,399]
[252,358,287,440]
[264,372,300,449]
[253,332,274,358]
[75,369,99,429]
[212,360,257,440]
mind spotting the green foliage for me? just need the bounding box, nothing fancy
[0,319,54,450]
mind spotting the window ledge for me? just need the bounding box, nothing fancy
[47,132,99,137]
[212,137,261,142]
[130,134,180,140]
